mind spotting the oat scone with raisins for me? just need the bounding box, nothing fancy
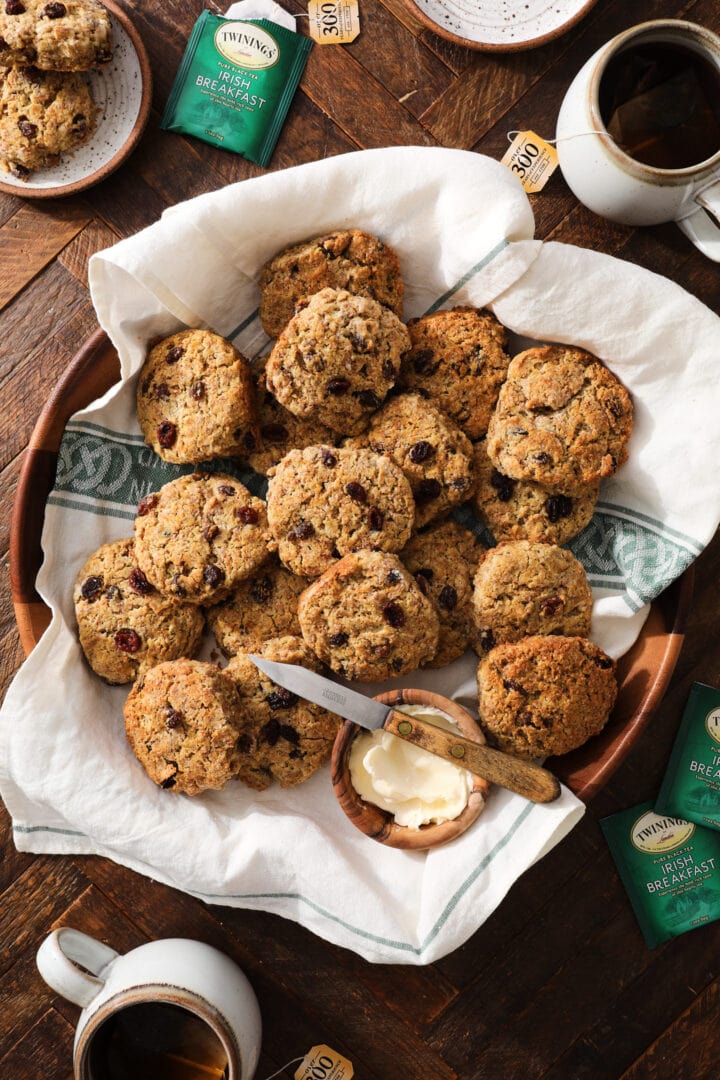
[266,444,414,578]
[0,64,96,178]
[207,558,308,657]
[398,307,509,439]
[225,636,341,790]
[477,636,617,759]
[265,287,410,437]
[0,0,112,71]
[346,393,475,528]
[298,550,439,682]
[400,520,483,668]
[259,229,404,338]
[473,540,592,656]
[123,659,246,795]
[247,356,338,475]
[136,330,257,465]
[486,345,633,493]
[73,538,204,685]
[134,473,273,605]
[472,441,599,545]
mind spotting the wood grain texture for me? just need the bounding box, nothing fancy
[1,0,720,1076]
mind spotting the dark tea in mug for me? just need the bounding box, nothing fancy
[599,42,720,168]
[86,1000,229,1080]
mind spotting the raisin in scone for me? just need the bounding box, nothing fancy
[226,636,342,790]
[400,520,483,667]
[136,330,257,465]
[123,659,246,795]
[266,444,414,578]
[486,345,633,493]
[477,636,617,759]
[259,229,404,338]
[134,473,272,605]
[398,307,509,439]
[74,538,204,684]
[265,287,410,437]
[298,550,439,681]
[473,540,592,654]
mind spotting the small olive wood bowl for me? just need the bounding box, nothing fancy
[331,688,491,851]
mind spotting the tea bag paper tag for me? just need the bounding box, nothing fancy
[501,130,559,193]
[294,1044,354,1079]
[307,0,360,44]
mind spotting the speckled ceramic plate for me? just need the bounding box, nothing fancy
[0,0,151,199]
[406,0,598,51]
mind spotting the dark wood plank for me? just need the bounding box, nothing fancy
[0,203,92,312]
[621,978,720,1079]
[0,1008,75,1080]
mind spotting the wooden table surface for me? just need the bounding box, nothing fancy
[2,0,720,1076]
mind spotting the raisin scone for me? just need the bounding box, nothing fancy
[486,345,633,493]
[298,550,439,681]
[266,444,414,578]
[0,0,112,71]
[400,520,483,668]
[477,636,617,759]
[123,659,246,795]
[472,540,592,654]
[265,287,410,437]
[134,473,273,605]
[259,229,404,338]
[206,558,308,656]
[225,636,342,790]
[472,441,599,545]
[398,307,509,439]
[0,64,96,178]
[346,393,475,528]
[136,329,257,465]
[73,538,204,684]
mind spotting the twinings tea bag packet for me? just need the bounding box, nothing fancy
[601,801,720,948]
[655,683,720,830]
[160,4,312,168]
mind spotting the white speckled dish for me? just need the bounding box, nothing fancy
[405,0,599,51]
[0,0,151,199]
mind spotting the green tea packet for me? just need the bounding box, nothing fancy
[601,801,720,948]
[655,682,720,830]
[161,3,313,168]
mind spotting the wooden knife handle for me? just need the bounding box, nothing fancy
[384,709,561,804]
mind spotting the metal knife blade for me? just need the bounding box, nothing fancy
[248,656,391,730]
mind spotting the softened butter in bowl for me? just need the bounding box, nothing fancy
[348,704,474,828]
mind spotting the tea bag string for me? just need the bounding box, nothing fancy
[260,1056,306,1079]
[506,128,606,145]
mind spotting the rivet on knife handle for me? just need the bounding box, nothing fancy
[384,709,561,804]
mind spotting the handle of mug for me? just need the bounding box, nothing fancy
[677,180,720,262]
[36,928,119,1007]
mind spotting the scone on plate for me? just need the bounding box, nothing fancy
[0,64,97,179]
[266,444,415,578]
[136,329,257,465]
[259,229,404,338]
[400,520,484,668]
[347,393,475,528]
[123,659,246,795]
[0,0,112,71]
[398,306,509,440]
[298,550,439,681]
[477,635,617,759]
[225,636,342,790]
[486,345,633,493]
[265,287,410,437]
[74,538,204,684]
[134,472,273,605]
[473,540,592,654]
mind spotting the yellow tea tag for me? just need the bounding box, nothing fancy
[307,0,360,44]
[294,1044,354,1080]
[500,130,559,193]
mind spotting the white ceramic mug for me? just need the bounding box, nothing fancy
[36,928,262,1079]
[556,19,720,259]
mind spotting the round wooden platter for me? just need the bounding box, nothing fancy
[10,330,694,804]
